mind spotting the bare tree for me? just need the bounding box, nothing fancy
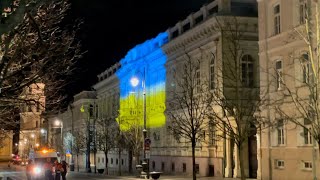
[96,117,117,174]
[72,129,86,172]
[166,53,214,180]
[208,16,262,180]
[0,0,83,144]
[271,1,320,179]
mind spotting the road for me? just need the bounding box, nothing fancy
[0,162,246,180]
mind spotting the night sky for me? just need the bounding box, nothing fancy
[66,0,211,98]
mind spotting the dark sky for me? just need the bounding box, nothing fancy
[66,0,211,97]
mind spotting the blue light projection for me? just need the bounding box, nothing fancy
[116,32,168,131]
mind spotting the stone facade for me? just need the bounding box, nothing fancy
[258,0,320,179]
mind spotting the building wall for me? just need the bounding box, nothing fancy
[258,0,320,179]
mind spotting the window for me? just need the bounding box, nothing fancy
[111,158,113,164]
[36,103,41,112]
[210,54,215,90]
[196,68,200,93]
[122,159,124,165]
[183,23,190,32]
[299,0,307,24]
[302,53,311,83]
[274,4,281,35]
[98,158,100,163]
[102,158,104,163]
[161,162,165,171]
[303,161,312,170]
[195,15,203,24]
[183,163,186,172]
[304,119,312,145]
[152,161,155,170]
[209,121,216,146]
[116,159,118,165]
[276,160,285,169]
[241,55,254,87]
[195,164,200,174]
[277,120,285,145]
[276,61,283,90]
[171,162,175,172]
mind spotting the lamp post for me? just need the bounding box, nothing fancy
[130,68,149,179]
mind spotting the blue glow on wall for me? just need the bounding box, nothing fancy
[116,32,168,131]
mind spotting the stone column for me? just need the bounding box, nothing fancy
[224,138,232,177]
[257,133,262,180]
[233,145,241,178]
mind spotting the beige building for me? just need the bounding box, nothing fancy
[19,83,45,159]
[258,0,319,179]
[160,0,259,178]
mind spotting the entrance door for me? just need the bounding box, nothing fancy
[248,134,257,178]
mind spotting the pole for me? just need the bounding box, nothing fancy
[143,67,149,179]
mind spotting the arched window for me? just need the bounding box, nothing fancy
[241,55,254,87]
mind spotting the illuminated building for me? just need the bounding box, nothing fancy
[19,83,46,159]
[258,0,320,179]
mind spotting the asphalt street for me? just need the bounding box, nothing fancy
[0,162,245,180]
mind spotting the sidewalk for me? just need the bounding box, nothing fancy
[68,171,253,180]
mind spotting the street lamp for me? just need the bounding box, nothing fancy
[130,69,149,179]
[54,119,63,155]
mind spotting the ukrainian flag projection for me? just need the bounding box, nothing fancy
[116,32,168,131]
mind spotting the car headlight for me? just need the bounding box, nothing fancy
[33,167,42,174]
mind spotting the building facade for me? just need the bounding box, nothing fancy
[19,83,45,159]
[258,0,320,179]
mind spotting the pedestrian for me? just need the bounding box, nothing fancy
[54,160,63,180]
[43,158,54,180]
[61,161,68,180]
[26,159,33,180]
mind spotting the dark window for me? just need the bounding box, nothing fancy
[183,163,186,172]
[208,6,218,15]
[161,162,165,171]
[122,159,124,165]
[171,162,175,172]
[183,23,190,32]
[152,161,155,170]
[36,121,38,128]
[195,164,200,174]
[195,15,204,24]
[241,55,254,87]
[116,159,118,165]
[172,30,179,39]
[111,158,113,164]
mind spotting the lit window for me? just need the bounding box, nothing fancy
[277,120,285,145]
[276,60,283,90]
[241,55,254,87]
[299,0,307,24]
[274,4,281,35]
[210,54,215,90]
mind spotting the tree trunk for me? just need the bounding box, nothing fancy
[238,143,246,180]
[128,149,133,173]
[104,151,108,175]
[192,139,196,180]
[118,148,122,176]
[77,154,79,172]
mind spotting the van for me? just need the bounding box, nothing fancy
[31,149,58,179]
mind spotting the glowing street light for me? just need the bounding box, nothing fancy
[130,69,149,179]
